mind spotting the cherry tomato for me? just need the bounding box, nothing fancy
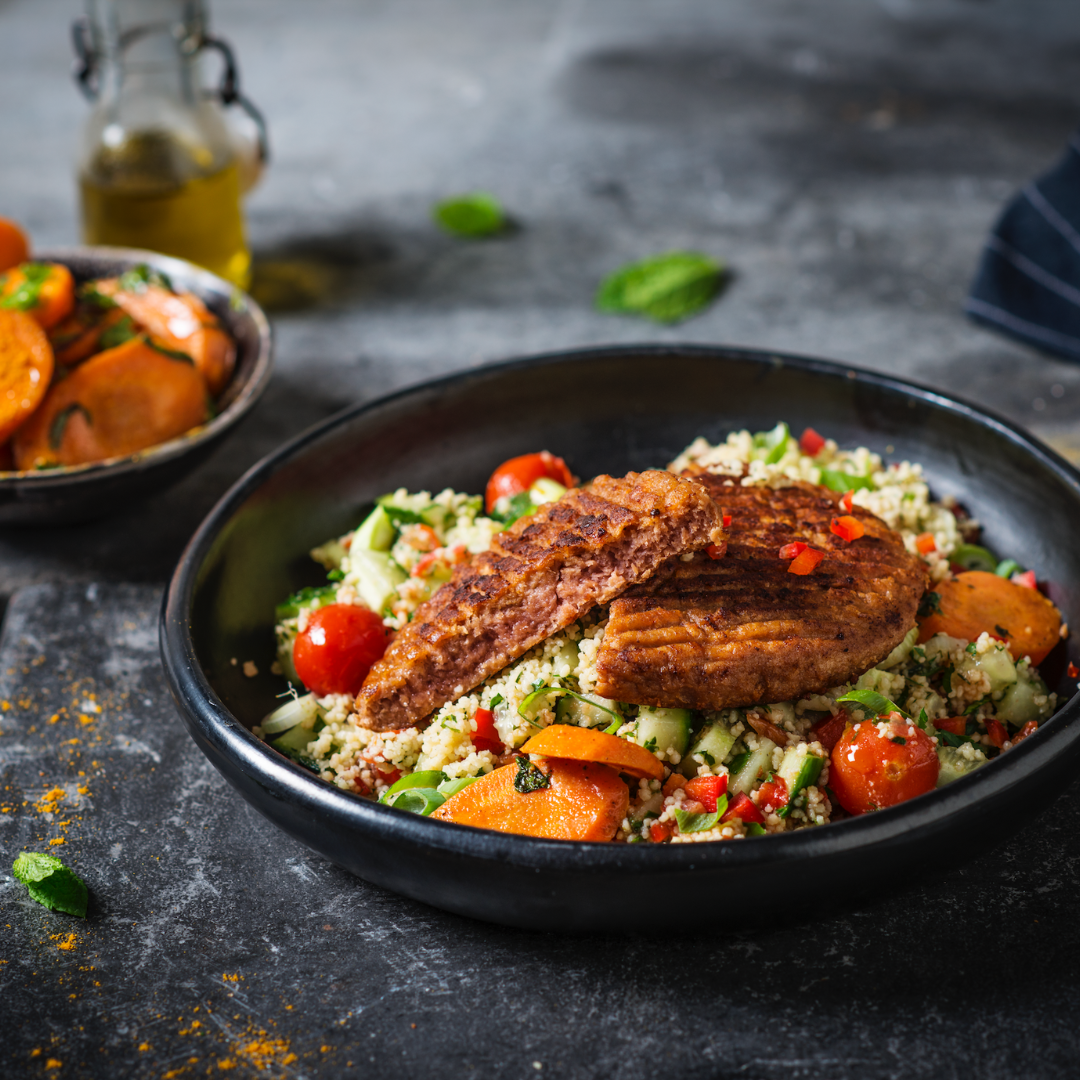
[293,603,389,697]
[829,715,939,815]
[484,451,574,513]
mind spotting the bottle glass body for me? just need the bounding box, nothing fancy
[77,0,251,287]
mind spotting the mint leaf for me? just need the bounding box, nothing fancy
[596,251,723,324]
[673,795,728,834]
[12,852,88,917]
[433,193,507,238]
[836,688,909,719]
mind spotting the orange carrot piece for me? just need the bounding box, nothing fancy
[0,310,54,443]
[0,263,75,329]
[13,337,208,469]
[49,306,132,367]
[519,724,664,781]
[431,757,629,841]
[917,570,1061,665]
[0,218,29,273]
[96,278,235,395]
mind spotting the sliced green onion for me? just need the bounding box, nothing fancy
[518,685,622,724]
[379,770,449,803]
[385,788,446,815]
[996,558,1022,578]
[437,777,478,797]
[951,544,997,573]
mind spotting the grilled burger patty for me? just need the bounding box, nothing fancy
[354,470,723,731]
[594,475,927,710]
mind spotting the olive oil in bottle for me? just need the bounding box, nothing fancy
[75,0,252,288]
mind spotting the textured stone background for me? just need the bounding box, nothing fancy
[3,0,1080,1076]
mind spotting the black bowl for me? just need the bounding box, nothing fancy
[0,246,273,526]
[161,345,1080,932]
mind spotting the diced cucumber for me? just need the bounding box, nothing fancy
[936,744,988,786]
[349,549,406,614]
[880,626,918,670]
[729,738,776,795]
[635,706,693,760]
[262,693,319,734]
[353,505,397,552]
[275,584,337,621]
[551,638,579,677]
[529,477,567,504]
[276,628,301,686]
[421,503,450,530]
[856,667,903,699]
[310,537,348,571]
[555,692,621,729]
[679,719,738,777]
[973,646,1017,694]
[995,675,1048,727]
[270,723,316,755]
[776,748,825,816]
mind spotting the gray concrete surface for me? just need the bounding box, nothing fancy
[3,1,1080,1076]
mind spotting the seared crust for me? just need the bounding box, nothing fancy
[354,470,723,730]
[594,476,927,710]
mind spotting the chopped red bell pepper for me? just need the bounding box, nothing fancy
[757,776,789,813]
[706,542,727,560]
[722,513,732,528]
[830,515,866,542]
[788,547,825,575]
[472,707,503,754]
[778,541,808,560]
[812,709,849,752]
[650,820,675,843]
[1013,720,1038,743]
[986,718,1007,749]
[1068,661,1079,679]
[839,489,854,512]
[1013,569,1037,590]
[800,427,826,456]
[934,716,967,737]
[683,773,728,813]
[915,532,936,555]
[722,791,764,826]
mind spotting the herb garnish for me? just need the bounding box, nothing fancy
[12,852,88,917]
[49,403,92,450]
[117,263,173,293]
[514,757,551,794]
[995,624,1010,638]
[918,591,943,618]
[433,193,508,238]
[0,262,52,312]
[596,251,724,324]
[98,315,137,350]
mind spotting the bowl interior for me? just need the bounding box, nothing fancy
[187,345,1080,728]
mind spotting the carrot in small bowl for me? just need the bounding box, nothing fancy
[13,336,208,470]
[0,309,54,444]
[431,757,629,841]
[0,218,29,273]
[0,262,75,330]
[520,724,664,781]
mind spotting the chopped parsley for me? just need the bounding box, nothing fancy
[514,757,551,794]
[995,624,1010,638]
[918,591,943,618]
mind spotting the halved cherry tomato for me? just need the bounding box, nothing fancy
[757,776,788,813]
[828,715,939,815]
[788,547,825,575]
[799,427,826,456]
[722,791,764,825]
[683,774,728,813]
[830,515,865,542]
[293,603,390,697]
[484,451,574,513]
[472,707,503,754]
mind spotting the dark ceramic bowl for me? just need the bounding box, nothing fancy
[161,345,1080,932]
[0,247,272,526]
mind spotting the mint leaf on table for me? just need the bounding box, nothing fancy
[433,193,508,238]
[596,251,724,324]
[12,852,88,917]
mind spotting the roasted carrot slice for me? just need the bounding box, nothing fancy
[49,305,135,367]
[0,310,54,443]
[96,277,235,395]
[519,724,664,781]
[0,262,75,330]
[917,570,1061,665]
[0,218,29,273]
[431,757,629,841]
[12,337,208,469]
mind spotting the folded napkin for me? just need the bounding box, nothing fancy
[966,131,1080,362]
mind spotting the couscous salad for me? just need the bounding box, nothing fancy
[256,424,1064,844]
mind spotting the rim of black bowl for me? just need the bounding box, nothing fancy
[162,343,1080,875]
[0,246,273,487]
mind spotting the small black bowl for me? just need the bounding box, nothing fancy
[0,246,273,526]
[161,345,1080,932]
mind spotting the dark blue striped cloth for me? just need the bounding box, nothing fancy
[966,131,1080,361]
